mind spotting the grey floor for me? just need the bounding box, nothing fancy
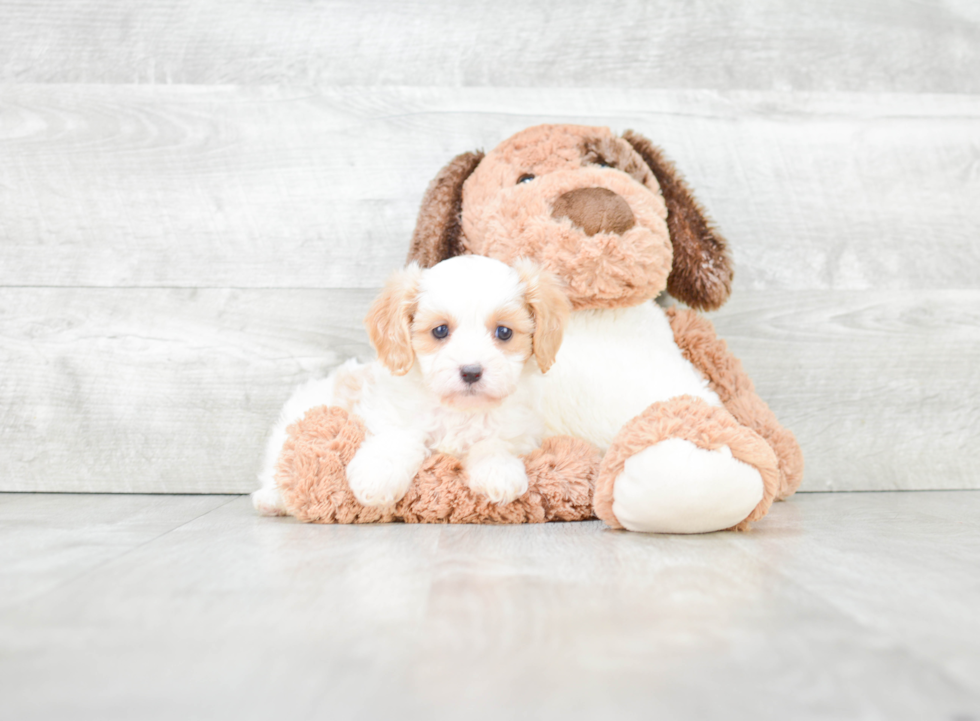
[2,492,978,720]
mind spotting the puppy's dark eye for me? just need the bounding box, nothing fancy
[597,161,611,168]
[495,326,513,341]
[516,173,535,184]
[432,325,449,339]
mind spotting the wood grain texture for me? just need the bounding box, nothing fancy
[730,492,980,703]
[0,493,232,612]
[1,0,978,93]
[3,3,978,497]
[1,492,978,719]
[2,86,979,291]
[1,287,977,493]
[711,290,980,491]
[0,287,375,493]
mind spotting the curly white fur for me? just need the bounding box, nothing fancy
[253,256,567,515]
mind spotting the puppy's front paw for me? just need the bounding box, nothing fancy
[346,451,417,508]
[466,454,529,504]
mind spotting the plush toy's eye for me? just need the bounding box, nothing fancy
[432,325,449,339]
[516,173,535,184]
[495,326,513,341]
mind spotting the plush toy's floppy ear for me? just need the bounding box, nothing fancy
[365,263,423,375]
[515,259,572,374]
[622,130,733,311]
[406,151,485,268]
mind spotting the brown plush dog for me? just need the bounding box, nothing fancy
[273,124,803,532]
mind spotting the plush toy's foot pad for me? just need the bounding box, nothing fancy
[275,405,602,524]
[594,396,780,533]
[612,439,762,533]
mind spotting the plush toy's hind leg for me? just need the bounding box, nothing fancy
[594,397,781,533]
[667,308,804,500]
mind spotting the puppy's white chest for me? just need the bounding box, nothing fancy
[539,302,720,451]
[423,394,543,459]
[427,406,500,457]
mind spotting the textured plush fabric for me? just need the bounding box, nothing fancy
[458,125,674,311]
[593,396,781,532]
[408,150,485,269]
[666,307,804,500]
[272,305,802,529]
[276,405,601,524]
[551,187,636,236]
[405,124,733,314]
[622,130,733,311]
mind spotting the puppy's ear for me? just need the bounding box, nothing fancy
[407,151,484,268]
[622,130,733,311]
[365,263,423,376]
[516,260,571,374]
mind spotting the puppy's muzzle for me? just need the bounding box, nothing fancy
[460,364,483,385]
[551,187,636,236]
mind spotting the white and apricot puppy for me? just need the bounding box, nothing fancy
[252,255,570,515]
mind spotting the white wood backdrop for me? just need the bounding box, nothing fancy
[1,2,978,493]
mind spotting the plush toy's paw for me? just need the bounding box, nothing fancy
[612,439,762,533]
[465,453,529,504]
[251,486,287,517]
[346,449,419,507]
[594,396,781,533]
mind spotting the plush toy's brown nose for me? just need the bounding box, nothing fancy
[551,187,636,236]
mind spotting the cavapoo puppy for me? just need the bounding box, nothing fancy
[253,255,570,515]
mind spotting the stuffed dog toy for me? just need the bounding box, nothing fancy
[270,124,803,533]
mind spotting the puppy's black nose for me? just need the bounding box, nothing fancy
[460,364,483,385]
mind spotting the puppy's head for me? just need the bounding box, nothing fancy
[365,256,570,410]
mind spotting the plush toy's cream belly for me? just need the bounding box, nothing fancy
[539,302,721,452]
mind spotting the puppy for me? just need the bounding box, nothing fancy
[252,255,570,515]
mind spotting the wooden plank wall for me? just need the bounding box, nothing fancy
[1,2,978,493]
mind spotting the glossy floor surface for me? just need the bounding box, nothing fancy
[1,491,978,720]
